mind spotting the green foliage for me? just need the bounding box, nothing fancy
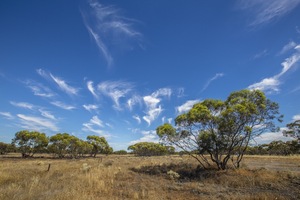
[128,142,174,156]
[49,133,81,158]
[283,120,300,141]
[157,90,282,170]
[0,142,16,154]
[12,130,49,157]
[87,135,111,157]
[114,150,128,155]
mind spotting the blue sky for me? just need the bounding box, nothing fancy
[1,0,300,150]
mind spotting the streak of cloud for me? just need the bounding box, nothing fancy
[51,101,76,110]
[202,73,224,92]
[248,44,300,93]
[17,114,59,132]
[237,0,300,27]
[0,112,14,120]
[81,0,142,67]
[97,80,133,110]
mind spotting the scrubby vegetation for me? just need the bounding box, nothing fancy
[0,155,299,200]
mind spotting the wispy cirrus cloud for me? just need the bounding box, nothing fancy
[142,88,172,126]
[17,114,59,132]
[162,116,172,124]
[127,95,142,111]
[237,0,300,27]
[25,80,55,98]
[81,0,142,67]
[132,115,141,124]
[87,81,98,99]
[0,112,14,120]
[82,115,109,137]
[51,101,76,110]
[248,44,300,93]
[49,73,79,96]
[10,101,35,110]
[202,73,224,92]
[98,80,133,110]
[278,41,297,55]
[37,69,79,96]
[10,101,58,120]
[176,99,200,114]
[253,49,268,60]
[38,109,56,120]
[83,104,99,112]
[129,130,159,145]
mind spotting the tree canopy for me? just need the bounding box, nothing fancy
[128,142,175,156]
[156,90,282,170]
[12,130,48,158]
[283,120,300,142]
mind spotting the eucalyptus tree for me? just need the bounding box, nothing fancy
[128,142,175,156]
[157,90,282,170]
[283,120,300,142]
[48,133,75,158]
[87,135,111,157]
[12,130,48,158]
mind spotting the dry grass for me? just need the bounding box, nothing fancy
[0,155,299,200]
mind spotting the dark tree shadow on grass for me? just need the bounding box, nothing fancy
[130,163,219,181]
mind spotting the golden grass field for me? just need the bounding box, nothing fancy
[0,154,300,200]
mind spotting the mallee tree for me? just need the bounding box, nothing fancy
[157,90,283,170]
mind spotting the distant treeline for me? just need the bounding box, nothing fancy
[0,130,299,158]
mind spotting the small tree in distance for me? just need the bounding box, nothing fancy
[156,90,283,170]
[128,142,175,156]
[283,120,300,142]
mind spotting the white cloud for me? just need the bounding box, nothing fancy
[176,100,200,114]
[38,109,56,120]
[177,87,185,98]
[238,0,300,26]
[36,68,49,79]
[142,88,172,126]
[292,114,300,121]
[83,104,99,112]
[98,80,133,110]
[10,101,35,110]
[87,81,98,98]
[253,128,292,144]
[133,115,141,124]
[279,41,297,55]
[248,44,300,93]
[152,88,172,98]
[127,95,142,111]
[202,73,224,92]
[82,115,109,137]
[51,101,76,110]
[0,112,14,120]
[253,49,268,60]
[17,114,59,132]
[49,73,79,96]
[81,0,142,67]
[143,105,163,126]
[36,69,79,96]
[162,117,173,124]
[25,80,55,98]
[248,77,280,93]
[129,130,159,145]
